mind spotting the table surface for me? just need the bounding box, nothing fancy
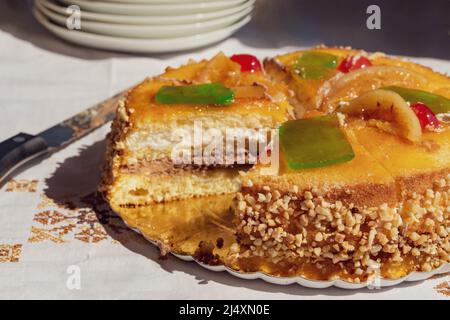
[0,0,449,299]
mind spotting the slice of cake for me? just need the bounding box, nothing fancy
[100,53,294,210]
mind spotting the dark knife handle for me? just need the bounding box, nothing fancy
[0,133,49,183]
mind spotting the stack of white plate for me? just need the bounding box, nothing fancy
[33,0,254,53]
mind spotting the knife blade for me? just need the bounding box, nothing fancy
[0,90,124,185]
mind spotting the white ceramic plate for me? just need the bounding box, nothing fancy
[40,0,255,25]
[36,0,252,39]
[123,221,450,290]
[34,8,251,53]
[101,0,227,3]
[58,0,247,15]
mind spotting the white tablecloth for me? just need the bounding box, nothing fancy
[0,5,450,300]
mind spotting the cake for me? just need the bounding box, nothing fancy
[101,46,450,283]
[100,52,294,211]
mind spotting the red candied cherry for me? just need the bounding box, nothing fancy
[338,55,372,73]
[410,102,440,130]
[230,54,262,73]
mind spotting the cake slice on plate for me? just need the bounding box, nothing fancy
[100,47,450,282]
[100,53,294,210]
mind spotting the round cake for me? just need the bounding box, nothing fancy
[101,46,450,284]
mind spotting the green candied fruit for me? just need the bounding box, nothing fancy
[383,86,450,114]
[155,83,235,105]
[293,51,338,80]
[279,115,355,170]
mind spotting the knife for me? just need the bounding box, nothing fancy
[0,91,124,185]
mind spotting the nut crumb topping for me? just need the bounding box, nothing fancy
[231,177,450,281]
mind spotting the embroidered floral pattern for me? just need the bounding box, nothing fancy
[28,192,131,244]
[0,244,22,262]
[5,179,38,192]
[434,280,450,297]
